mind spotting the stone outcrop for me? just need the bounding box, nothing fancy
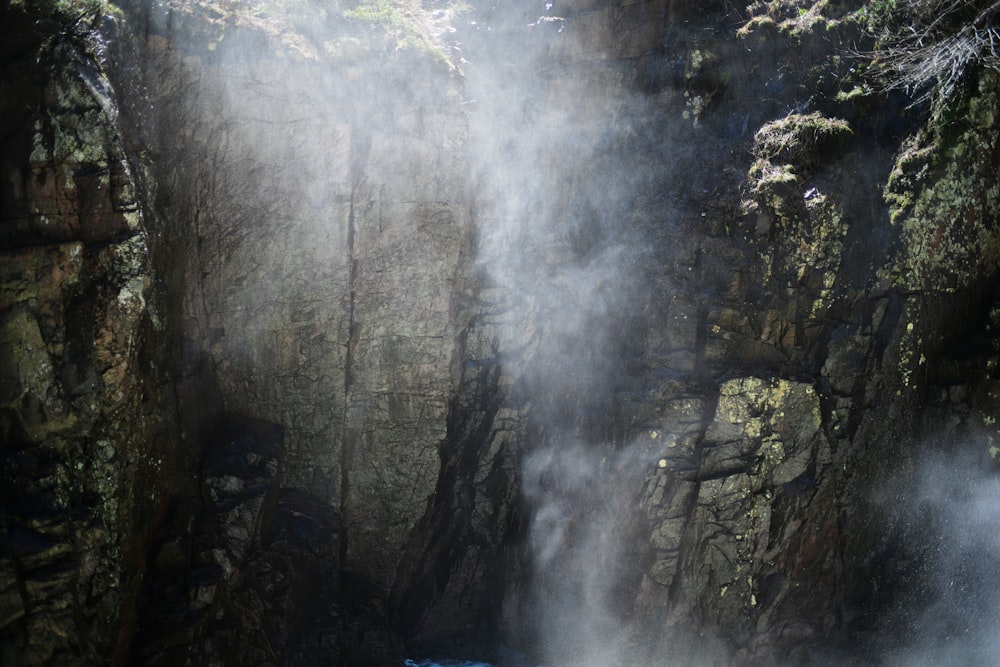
[0,5,173,664]
[127,0,471,596]
[3,0,1000,665]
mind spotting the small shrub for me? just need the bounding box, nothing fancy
[343,0,466,66]
[752,112,853,168]
[866,0,1000,118]
[738,0,854,38]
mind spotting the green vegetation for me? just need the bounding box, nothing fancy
[344,0,465,66]
[202,0,468,67]
[738,0,856,38]
[855,0,898,29]
[744,112,852,221]
[344,0,428,41]
[882,67,1000,291]
[752,112,853,169]
[865,0,1000,119]
[856,2,1000,291]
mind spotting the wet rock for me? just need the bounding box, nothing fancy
[6,0,1000,664]
[0,3,164,664]
[137,415,282,665]
[127,3,469,594]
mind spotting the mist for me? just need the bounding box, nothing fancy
[71,0,1000,664]
[460,5,675,665]
[876,445,1000,666]
[147,0,762,662]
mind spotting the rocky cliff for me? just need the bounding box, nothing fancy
[3,0,1000,665]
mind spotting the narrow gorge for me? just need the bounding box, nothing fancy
[3,0,1000,665]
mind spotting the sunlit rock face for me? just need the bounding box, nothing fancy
[398,1,1000,665]
[120,1,473,661]
[5,0,1000,665]
[128,0,471,593]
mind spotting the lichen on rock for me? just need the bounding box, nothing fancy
[884,68,1000,292]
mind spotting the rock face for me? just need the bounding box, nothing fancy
[4,0,1000,665]
[130,0,471,594]
[0,5,173,664]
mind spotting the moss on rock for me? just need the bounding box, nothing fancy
[752,112,853,169]
[885,67,1000,292]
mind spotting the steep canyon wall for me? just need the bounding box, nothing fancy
[3,0,1000,665]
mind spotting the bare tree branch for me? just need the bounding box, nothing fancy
[870,0,1000,117]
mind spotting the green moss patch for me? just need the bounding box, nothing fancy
[752,112,853,170]
[884,68,1000,291]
